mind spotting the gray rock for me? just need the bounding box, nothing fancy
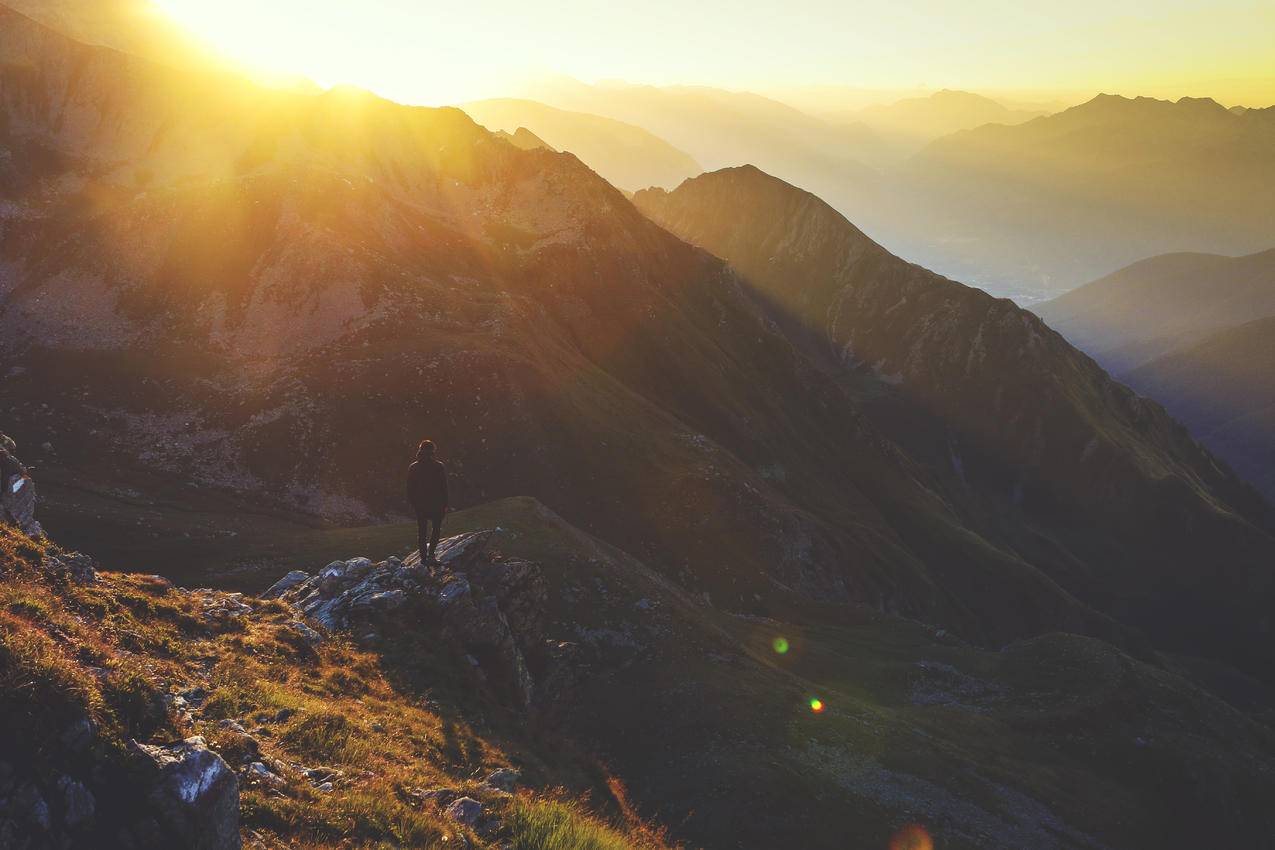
[244,762,283,787]
[56,776,95,830]
[344,557,374,576]
[483,768,519,793]
[435,531,493,566]
[217,719,247,734]
[438,578,471,606]
[0,434,42,538]
[262,570,310,599]
[318,560,347,578]
[285,620,323,647]
[134,736,240,850]
[444,796,483,825]
[350,589,406,612]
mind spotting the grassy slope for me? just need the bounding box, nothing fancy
[0,521,674,849]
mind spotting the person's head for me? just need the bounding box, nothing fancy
[417,439,436,459]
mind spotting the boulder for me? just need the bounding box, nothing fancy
[133,736,240,850]
[438,578,471,606]
[56,776,95,830]
[262,570,310,599]
[483,768,519,794]
[0,434,42,537]
[349,589,406,613]
[444,796,483,826]
[284,620,323,647]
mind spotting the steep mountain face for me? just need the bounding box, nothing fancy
[884,94,1275,299]
[635,165,1275,675]
[1124,317,1275,501]
[461,98,701,190]
[829,89,1045,158]
[1035,248,1275,374]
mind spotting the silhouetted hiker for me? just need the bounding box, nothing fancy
[406,439,449,563]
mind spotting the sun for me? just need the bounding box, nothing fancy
[150,0,470,104]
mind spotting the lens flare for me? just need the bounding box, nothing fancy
[809,698,824,713]
[889,823,933,850]
[772,637,790,654]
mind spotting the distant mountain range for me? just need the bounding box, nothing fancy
[1126,317,1275,500]
[886,95,1275,298]
[825,89,1045,158]
[1036,249,1275,373]
[513,75,887,211]
[1037,248,1275,500]
[461,97,701,190]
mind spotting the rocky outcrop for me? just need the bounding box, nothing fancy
[271,533,556,709]
[0,433,41,538]
[0,729,239,850]
[131,737,240,850]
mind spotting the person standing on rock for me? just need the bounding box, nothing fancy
[406,439,449,563]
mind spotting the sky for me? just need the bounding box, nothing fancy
[153,0,1275,107]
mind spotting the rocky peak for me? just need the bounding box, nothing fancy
[266,532,558,710]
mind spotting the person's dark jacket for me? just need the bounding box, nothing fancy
[406,459,448,514]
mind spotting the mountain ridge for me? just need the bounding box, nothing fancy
[1035,247,1275,373]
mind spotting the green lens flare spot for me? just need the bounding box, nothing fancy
[772,637,790,654]
[809,698,825,713]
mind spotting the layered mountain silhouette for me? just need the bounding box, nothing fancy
[1036,249,1275,499]
[461,98,701,190]
[885,94,1275,298]
[1036,248,1275,373]
[515,75,886,207]
[1125,317,1275,501]
[826,89,1045,158]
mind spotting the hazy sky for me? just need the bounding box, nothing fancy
[155,0,1275,107]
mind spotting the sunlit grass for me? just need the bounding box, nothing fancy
[506,797,656,850]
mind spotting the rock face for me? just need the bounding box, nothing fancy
[274,532,551,708]
[132,737,240,850]
[0,433,41,537]
[0,728,238,850]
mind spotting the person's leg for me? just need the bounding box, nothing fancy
[416,510,429,561]
[428,512,444,561]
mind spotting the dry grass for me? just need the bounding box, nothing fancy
[0,522,677,849]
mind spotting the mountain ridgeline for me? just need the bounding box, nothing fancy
[880,94,1275,297]
[1036,248,1275,374]
[635,166,1275,672]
